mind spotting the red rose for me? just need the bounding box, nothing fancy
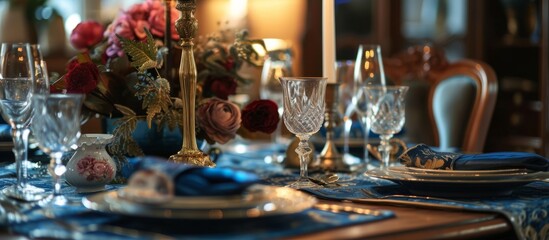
[222,57,235,71]
[70,21,104,51]
[241,100,280,134]
[202,75,237,100]
[65,59,100,94]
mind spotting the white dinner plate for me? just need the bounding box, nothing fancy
[367,168,549,197]
[82,184,317,219]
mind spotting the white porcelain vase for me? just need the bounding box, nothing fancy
[66,134,116,193]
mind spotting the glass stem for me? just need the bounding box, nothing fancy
[361,114,370,169]
[50,152,66,197]
[296,135,311,180]
[12,128,30,190]
[342,116,351,155]
[379,135,393,168]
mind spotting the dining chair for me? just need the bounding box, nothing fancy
[384,45,498,153]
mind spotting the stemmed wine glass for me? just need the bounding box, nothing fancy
[260,44,293,164]
[352,44,387,170]
[364,86,408,168]
[31,94,84,205]
[0,43,47,201]
[280,77,326,188]
[336,60,362,166]
[30,44,49,95]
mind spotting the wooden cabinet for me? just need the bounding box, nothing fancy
[468,0,549,156]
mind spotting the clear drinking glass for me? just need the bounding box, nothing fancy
[280,77,326,188]
[336,60,362,166]
[0,43,47,201]
[364,86,408,168]
[31,94,84,205]
[30,44,49,95]
[353,44,387,170]
[260,46,293,164]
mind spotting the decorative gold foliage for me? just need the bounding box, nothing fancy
[108,106,144,161]
[135,77,172,128]
[117,29,158,73]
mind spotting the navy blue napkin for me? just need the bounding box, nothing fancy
[399,144,549,171]
[121,157,260,196]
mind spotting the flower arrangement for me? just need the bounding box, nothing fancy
[53,0,280,161]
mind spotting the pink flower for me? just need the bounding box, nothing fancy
[197,98,241,144]
[148,1,180,41]
[104,0,178,58]
[70,20,104,51]
[76,157,114,181]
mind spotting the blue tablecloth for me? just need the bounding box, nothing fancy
[220,148,549,240]
[0,152,394,240]
[2,143,549,239]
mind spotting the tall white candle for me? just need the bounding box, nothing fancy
[322,0,336,83]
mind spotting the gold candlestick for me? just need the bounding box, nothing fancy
[316,83,350,172]
[169,0,215,167]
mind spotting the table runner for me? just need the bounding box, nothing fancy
[0,159,394,239]
[220,150,549,240]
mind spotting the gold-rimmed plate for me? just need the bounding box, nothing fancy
[82,185,317,219]
[368,168,549,197]
[387,166,531,180]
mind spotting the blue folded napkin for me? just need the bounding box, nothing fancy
[399,144,549,171]
[121,157,260,196]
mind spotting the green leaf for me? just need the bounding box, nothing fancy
[117,29,158,73]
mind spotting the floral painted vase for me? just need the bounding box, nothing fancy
[65,134,116,193]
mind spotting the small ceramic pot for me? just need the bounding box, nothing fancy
[65,134,116,193]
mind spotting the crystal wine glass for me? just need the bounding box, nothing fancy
[364,86,408,168]
[31,94,84,205]
[260,45,293,164]
[353,44,387,170]
[30,44,49,95]
[0,43,47,201]
[336,60,362,166]
[280,77,326,188]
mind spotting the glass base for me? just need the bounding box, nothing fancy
[2,184,49,202]
[285,178,320,189]
[49,195,68,206]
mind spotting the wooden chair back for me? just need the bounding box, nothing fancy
[385,45,498,153]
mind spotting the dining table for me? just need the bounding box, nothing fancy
[0,140,546,240]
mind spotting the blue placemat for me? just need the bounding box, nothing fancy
[217,150,549,240]
[0,156,394,239]
[4,179,393,240]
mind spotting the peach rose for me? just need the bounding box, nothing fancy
[197,98,241,144]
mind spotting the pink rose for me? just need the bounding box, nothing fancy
[89,160,113,181]
[148,1,179,41]
[197,98,241,144]
[104,0,177,58]
[70,20,104,51]
[76,157,114,181]
[77,157,94,174]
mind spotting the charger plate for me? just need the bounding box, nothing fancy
[368,168,549,198]
[82,185,317,219]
